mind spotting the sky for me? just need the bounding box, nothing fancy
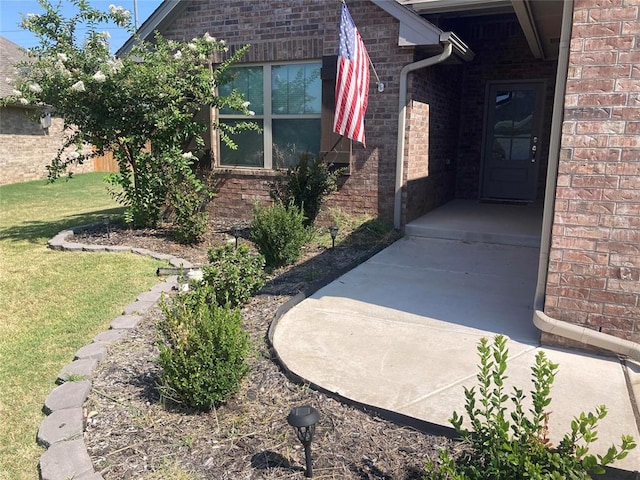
[0,0,163,52]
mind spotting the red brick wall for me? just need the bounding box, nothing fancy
[0,107,93,185]
[545,0,640,344]
[404,61,463,223]
[160,0,413,223]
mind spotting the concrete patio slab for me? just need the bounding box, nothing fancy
[272,236,640,472]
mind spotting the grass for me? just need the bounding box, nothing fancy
[0,173,163,480]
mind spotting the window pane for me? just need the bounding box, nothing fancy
[219,67,264,115]
[271,63,321,114]
[220,120,264,167]
[272,119,321,169]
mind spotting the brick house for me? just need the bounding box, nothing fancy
[0,37,94,185]
[122,0,640,353]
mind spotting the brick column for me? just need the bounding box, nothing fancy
[544,0,640,345]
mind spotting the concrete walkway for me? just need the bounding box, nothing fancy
[272,203,640,474]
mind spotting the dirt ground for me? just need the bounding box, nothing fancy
[76,219,454,479]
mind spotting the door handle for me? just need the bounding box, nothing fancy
[531,136,538,163]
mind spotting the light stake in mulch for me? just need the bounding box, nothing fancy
[328,226,339,249]
[102,215,111,239]
[287,405,320,478]
[232,225,242,248]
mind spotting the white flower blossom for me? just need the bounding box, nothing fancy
[187,43,197,51]
[57,52,68,62]
[12,89,22,97]
[242,101,251,108]
[71,81,86,92]
[203,32,216,43]
[181,152,195,159]
[223,46,229,53]
[28,82,42,93]
[92,71,106,83]
[220,39,227,46]
[102,31,111,39]
[106,58,123,73]
[173,50,183,59]
[18,97,29,105]
[248,110,255,116]
[69,151,80,159]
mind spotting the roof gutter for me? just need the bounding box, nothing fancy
[531,0,640,362]
[394,32,474,230]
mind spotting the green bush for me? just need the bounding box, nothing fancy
[156,286,251,411]
[201,244,265,307]
[424,335,636,479]
[250,201,309,268]
[270,152,344,227]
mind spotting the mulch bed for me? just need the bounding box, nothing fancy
[76,219,454,479]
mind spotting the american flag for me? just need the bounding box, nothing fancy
[333,2,370,147]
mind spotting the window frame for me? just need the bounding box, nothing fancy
[216,60,323,170]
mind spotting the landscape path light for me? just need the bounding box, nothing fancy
[287,405,320,477]
[328,226,339,249]
[232,225,242,248]
[102,215,111,239]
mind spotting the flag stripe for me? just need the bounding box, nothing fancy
[333,2,370,147]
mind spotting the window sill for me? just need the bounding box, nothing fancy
[213,166,282,177]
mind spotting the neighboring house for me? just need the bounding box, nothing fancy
[0,36,94,186]
[120,0,639,351]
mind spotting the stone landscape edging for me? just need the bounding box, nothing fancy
[40,225,396,480]
[38,225,194,480]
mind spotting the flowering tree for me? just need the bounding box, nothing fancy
[6,0,255,239]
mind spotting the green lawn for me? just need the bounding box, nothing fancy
[0,173,163,479]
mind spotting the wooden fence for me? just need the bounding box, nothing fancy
[92,150,119,172]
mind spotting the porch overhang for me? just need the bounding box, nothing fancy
[371,0,475,60]
[398,0,563,60]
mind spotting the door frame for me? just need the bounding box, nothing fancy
[479,79,547,202]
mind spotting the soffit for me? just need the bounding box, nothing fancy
[398,0,564,60]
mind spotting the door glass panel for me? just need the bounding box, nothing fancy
[491,89,535,161]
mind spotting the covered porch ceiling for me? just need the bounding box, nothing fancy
[398,0,564,60]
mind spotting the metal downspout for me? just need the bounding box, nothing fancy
[394,41,453,230]
[532,0,640,361]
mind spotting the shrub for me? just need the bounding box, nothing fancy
[201,244,265,307]
[156,286,251,411]
[270,152,344,227]
[424,335,636,480]
[250,201,309,268]
[165,154,216,245]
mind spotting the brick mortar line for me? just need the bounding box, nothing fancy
[38,225,194,480]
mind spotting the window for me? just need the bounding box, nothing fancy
[218,62,322,169]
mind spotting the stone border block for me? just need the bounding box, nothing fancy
[131,247,153,256]
[149,252,174,261]
[93,329,128,344]
[62,242,85,251]
[39,439,94,480]
[110,314,143,329]
[105,245,132,253]
[57,358,98,384]
[37,407,84,448]
[82,245,107,252]
[169,257,193,269]
[136,290,162,303]
[74,342,108,361]
[122,300,156,315]
[44,381,91,414]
